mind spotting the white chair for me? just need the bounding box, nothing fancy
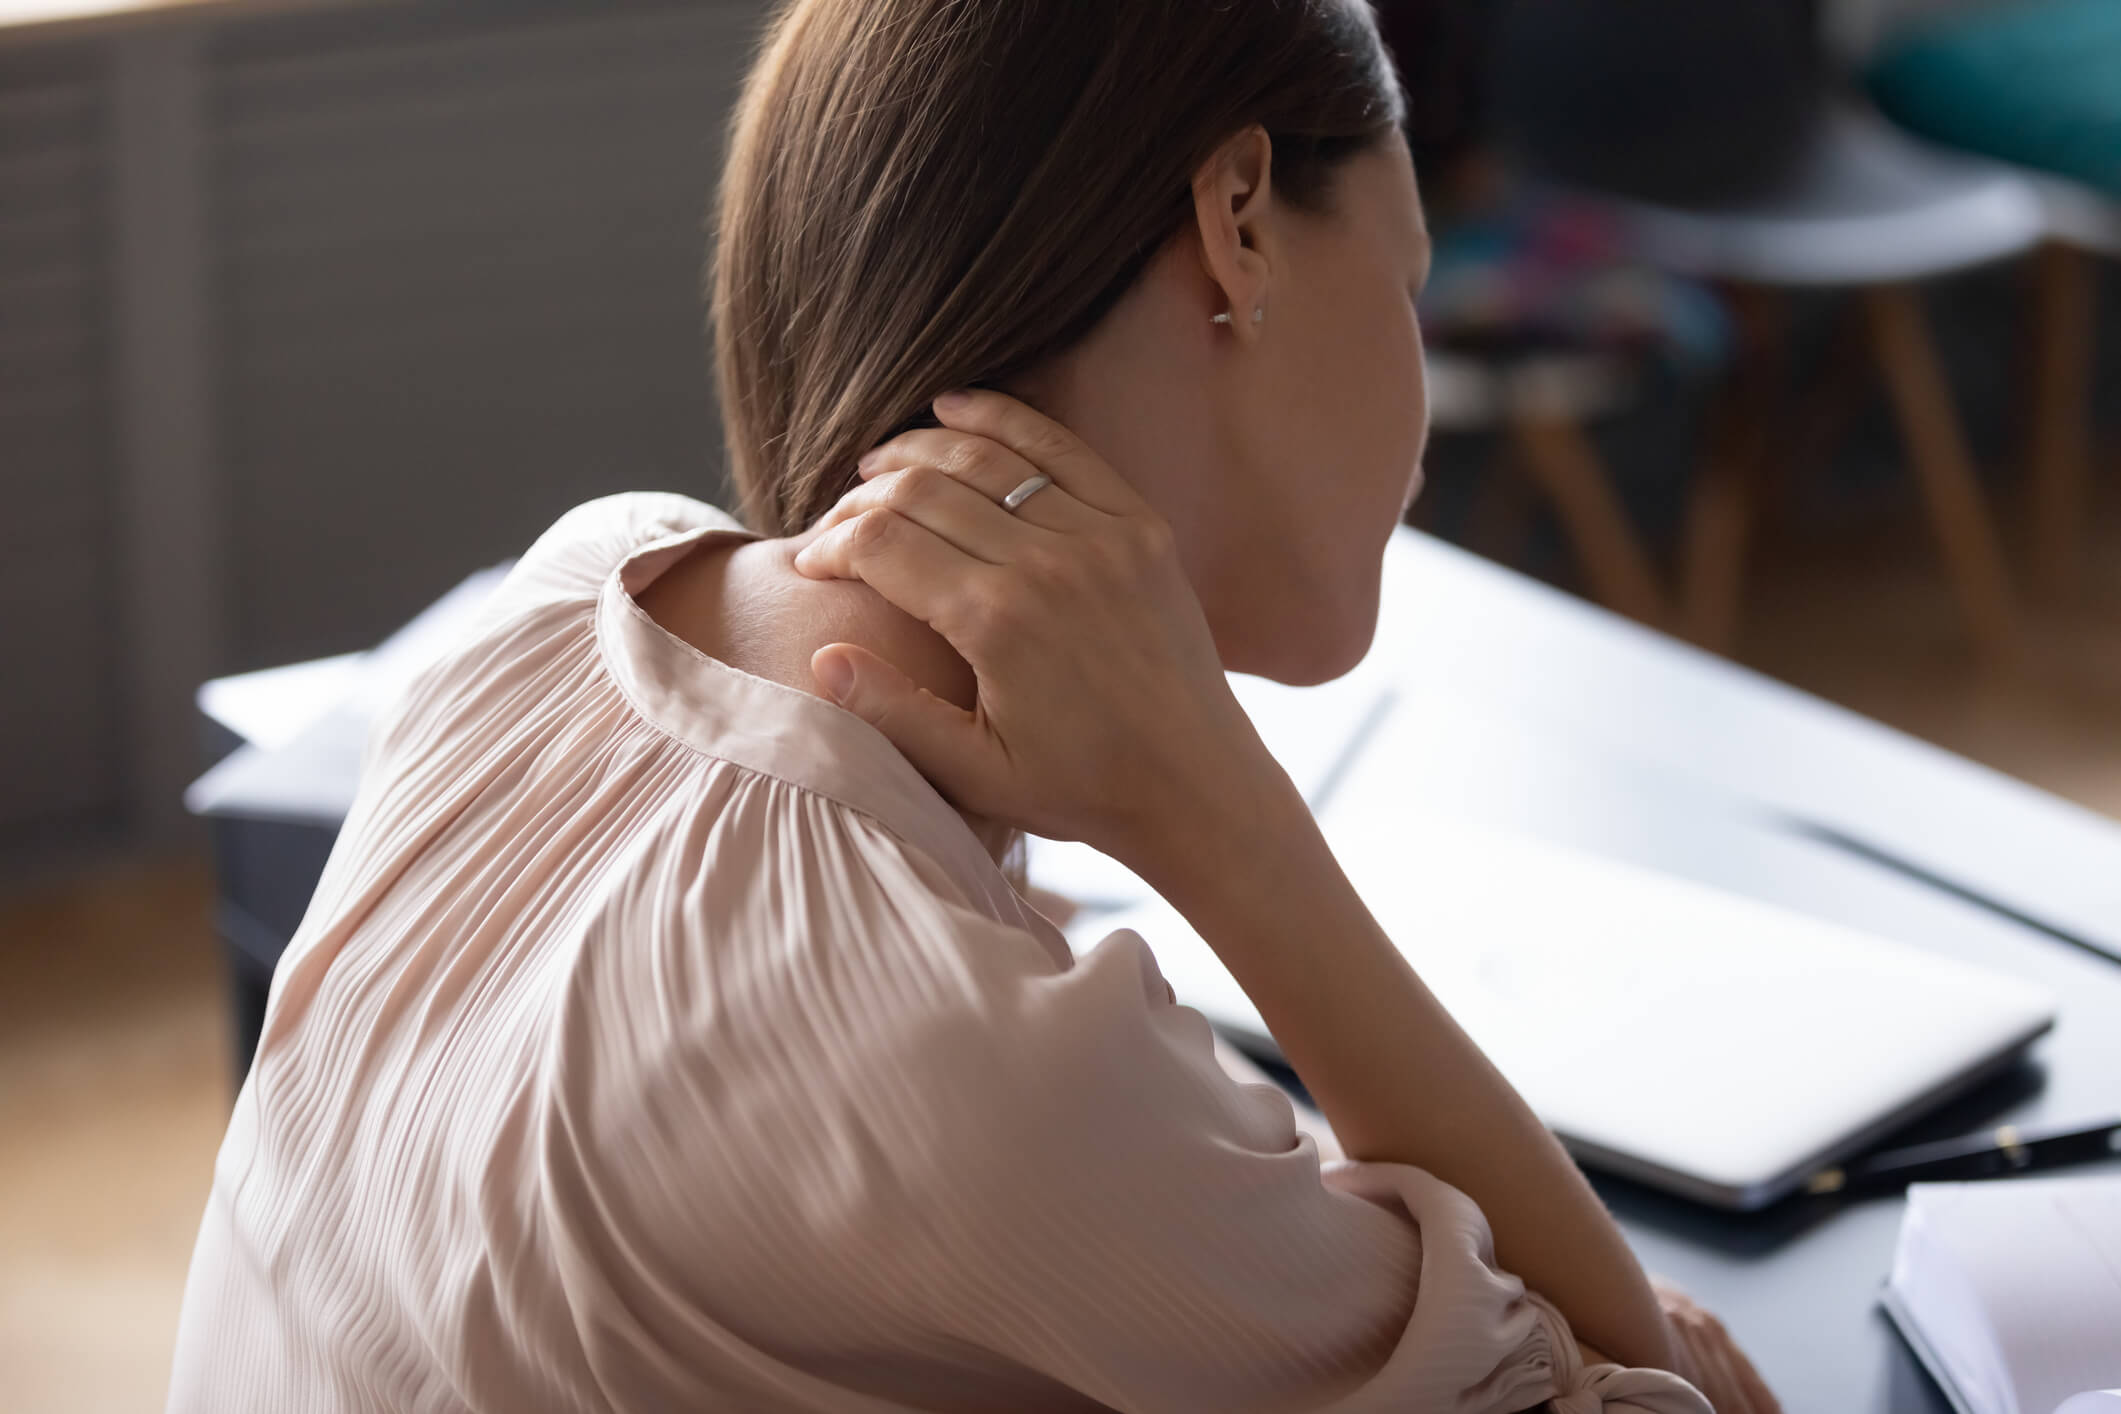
[1846,0,2121,594]
[1597,102,2046,657]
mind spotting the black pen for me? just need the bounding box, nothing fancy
[1807,1117,2121,1196]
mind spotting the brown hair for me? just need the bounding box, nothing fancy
[709,0,1408,536]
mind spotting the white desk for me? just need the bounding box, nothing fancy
[1360,530,2121,961]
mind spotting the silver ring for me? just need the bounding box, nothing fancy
[1000,473,1053,513]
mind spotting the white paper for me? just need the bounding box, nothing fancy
[1025,653,1395,909]
[197,653,366,752]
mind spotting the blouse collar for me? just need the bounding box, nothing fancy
[594,511,1069,968]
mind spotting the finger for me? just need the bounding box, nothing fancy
[811,465,1046,565]
[792,507,997,640]
[810,642,1000,807]
[1678,1322,1753,1414]
[1725,1336,1782,1414]
[1676,1304,1775,1414]
[1649,1276,1691,1308]
[856,427,1099,535]
[928,387,1142,516]
[1651,1284,1725,1396]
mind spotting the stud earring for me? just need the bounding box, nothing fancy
[1209,307,1265,325]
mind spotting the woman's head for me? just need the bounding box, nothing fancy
[712,0,1428,684]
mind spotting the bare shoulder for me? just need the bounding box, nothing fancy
[637,536,977,712]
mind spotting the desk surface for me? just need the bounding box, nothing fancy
[1365,531,2121,962]
[199,526,2121,1414]
[1347,685,2121,1412]
[1350,533,2121,1413]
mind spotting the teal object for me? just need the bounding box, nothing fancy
[1867,0,2121,200]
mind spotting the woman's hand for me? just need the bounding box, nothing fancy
[792,388,1277,864]
[1575,1281,1782,1411]
[1648,1279,1782,1414]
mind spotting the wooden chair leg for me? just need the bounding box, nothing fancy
[2023,241,2098,598]
[1507,412,1671,630]
[1767,301,1870,535]
[1679,429,1754,652]
[1680,285,1784,653]
[1463,434,1540,571]
[1861,284,2018,659]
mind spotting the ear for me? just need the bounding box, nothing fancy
[1189,125,1275,340]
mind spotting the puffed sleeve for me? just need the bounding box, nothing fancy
[863,919,1713,1414]
[555,779,1711,1413]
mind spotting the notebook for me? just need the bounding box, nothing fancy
[1882,1174,2121,1414]
[1065,790,2058,1210]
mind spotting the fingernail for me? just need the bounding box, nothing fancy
[815,654,854,704]
[855,449,881,475]
[933,389,973,413]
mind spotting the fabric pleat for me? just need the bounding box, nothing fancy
[166,493,1709,1414]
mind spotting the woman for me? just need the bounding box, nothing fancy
[167,1,1781,1410]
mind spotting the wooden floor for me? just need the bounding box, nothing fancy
[0,856,225,1414]
[3,488,2118,1412]
[1740,495,2121,821]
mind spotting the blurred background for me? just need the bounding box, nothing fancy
[1,0,2116,1406]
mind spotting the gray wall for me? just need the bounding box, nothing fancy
[2,0,757,860]
[2,37,125,854]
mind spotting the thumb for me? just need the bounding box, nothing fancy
[810,643,989,796]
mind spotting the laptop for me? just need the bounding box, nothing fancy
[1065,789,2057,1212]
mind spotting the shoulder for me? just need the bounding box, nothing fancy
[650,534,978,714]
[362,492,738,770]
[394,490,739,706]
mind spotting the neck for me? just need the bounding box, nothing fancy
[1002,343,1236,659]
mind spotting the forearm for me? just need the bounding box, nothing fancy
[1129,755,1676,1374]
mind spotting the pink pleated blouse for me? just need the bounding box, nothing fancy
[166,492,1709,1413]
